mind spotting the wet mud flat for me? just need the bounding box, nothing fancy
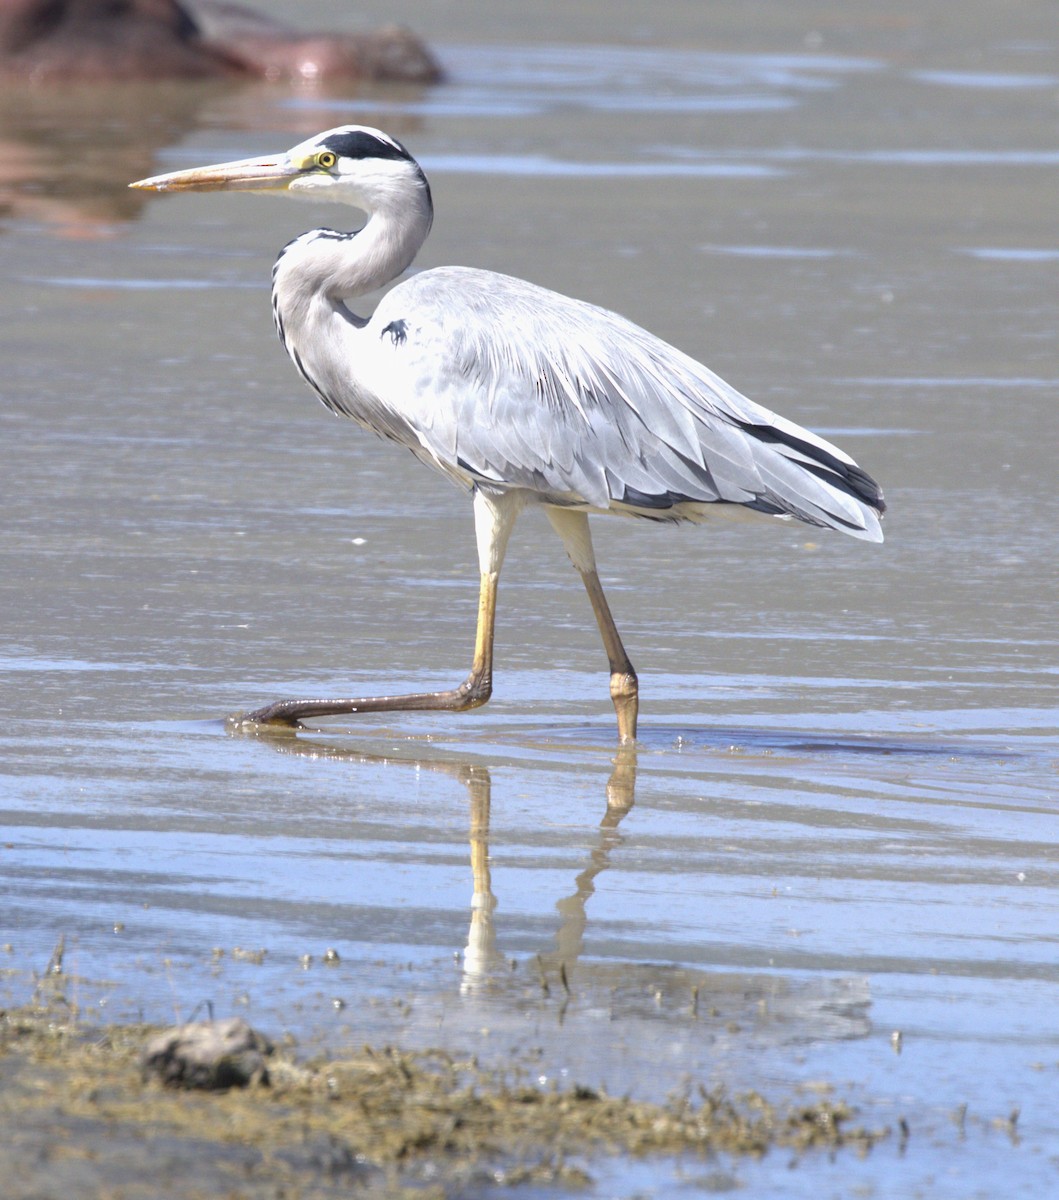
[2,976,885,1200]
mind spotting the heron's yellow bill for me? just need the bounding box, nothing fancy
[130,154,301,193]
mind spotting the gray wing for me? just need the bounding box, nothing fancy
[368,266,885,541]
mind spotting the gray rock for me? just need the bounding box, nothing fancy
[141,1017,273,1090]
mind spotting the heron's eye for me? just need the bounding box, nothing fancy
[316,151,338,170]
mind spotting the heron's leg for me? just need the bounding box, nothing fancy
[545,508,638,744]
[230,490,519,730]
[579,567,639,744]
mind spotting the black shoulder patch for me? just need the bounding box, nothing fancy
[321,129,413,164]
[382,319,408,346]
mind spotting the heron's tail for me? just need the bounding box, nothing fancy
[736,418,886,542]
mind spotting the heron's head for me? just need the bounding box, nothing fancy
[130,125,430,215]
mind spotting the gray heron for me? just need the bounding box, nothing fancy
[131,125,885,743]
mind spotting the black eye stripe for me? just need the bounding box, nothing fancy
[319,130,412,164]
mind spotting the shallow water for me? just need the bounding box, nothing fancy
[2,0,1057,1195]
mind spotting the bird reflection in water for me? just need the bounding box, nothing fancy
[249,734,871,1058]
[463,749,637,992]
[257,735,638,995]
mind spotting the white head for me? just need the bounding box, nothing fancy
[131,124,432,218]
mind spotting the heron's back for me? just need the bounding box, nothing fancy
[329,266,885,541]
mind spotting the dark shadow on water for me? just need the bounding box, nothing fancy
[207,712,1013,760]
[551,722,1021,761]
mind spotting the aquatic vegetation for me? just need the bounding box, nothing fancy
[1,1002,884,1195]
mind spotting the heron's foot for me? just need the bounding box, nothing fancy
[226,702,307,733]
[225,672,494,735]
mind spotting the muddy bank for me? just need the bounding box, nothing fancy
[1,998,884,1198]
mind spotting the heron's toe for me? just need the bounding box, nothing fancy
[225,706,303,734]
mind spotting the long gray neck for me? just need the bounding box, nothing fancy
[271,182,433,339]
[269,181,433,424]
